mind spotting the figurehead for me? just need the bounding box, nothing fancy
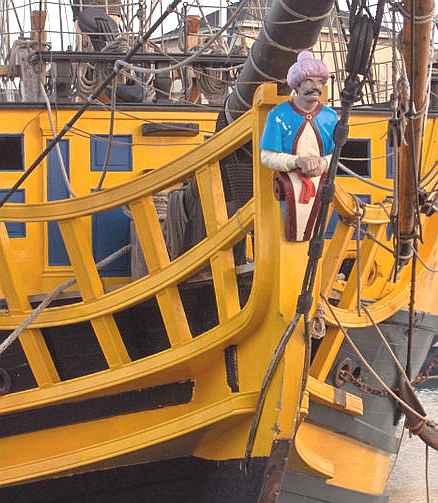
[260,51,337,242]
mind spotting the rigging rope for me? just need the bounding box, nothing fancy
[0,244,132,357]
[245,1,388,480]
[361,303,414,384]
[95,77,117,191]
[0,0,182,209]
[353,195,364,315]
[425,444,431,503]
[114,0,250,77]
[322,295,436,427]
[40,81,75,197]
[338,162,394,192]
[263,4,333,24]
[393,2,435,24]
[412,248,438,273]
[77,35,130,97]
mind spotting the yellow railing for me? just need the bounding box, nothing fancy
[0,105,278,416]
[0,82,436,410]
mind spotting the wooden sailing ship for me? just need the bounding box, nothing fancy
[0,0,436,502]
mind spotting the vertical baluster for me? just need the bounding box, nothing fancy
[59,217,130,367]
[321,216,355,298]
[338,222,386,306]
[196,162,240,322]
[311,222,386,381]
[129,196,192,346]
[0,223,59,385]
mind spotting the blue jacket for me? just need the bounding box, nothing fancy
[260,101,338,156]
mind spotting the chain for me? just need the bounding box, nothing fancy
[338,369,389,396]
[338,355,438,397]
[412,356,438,386]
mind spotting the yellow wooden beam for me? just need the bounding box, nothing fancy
[290,425,336,479]
[321,216,355,299]
[0,223,59,386]
[0,391,258,487]
[129,196,192,346]
[0,201,255,330]
[291,422,391,495]
[59,218,130,367]
[311,223,387,381]
[273,319,307,441]
[334,188,391,224]
[196,162,240,322]
[306,376,363,416]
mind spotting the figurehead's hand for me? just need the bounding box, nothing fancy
[296,157,327,177]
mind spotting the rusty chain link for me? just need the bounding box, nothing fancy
[412,356,438,386]
[338,355,438,397]
[338,369,389,396]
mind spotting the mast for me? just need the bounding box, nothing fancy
[398,0,434,257]
[225,0,335,123]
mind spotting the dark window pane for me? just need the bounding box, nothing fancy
[0,135,24,171]
[338,138,370,177]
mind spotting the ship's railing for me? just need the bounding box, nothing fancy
[0,108,277,407]
[0,82,436,407]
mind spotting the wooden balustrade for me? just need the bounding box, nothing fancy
[0,82,435,414]
[0,223,59,385]
[129,196,192,346]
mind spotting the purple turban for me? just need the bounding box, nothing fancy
[287,51,329,90]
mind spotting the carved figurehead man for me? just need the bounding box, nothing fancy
[260,51,337,241]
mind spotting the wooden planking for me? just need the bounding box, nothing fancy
[129,196,192,346]
[59,218,130,367]
[196,162,240,322]
[311,222,387,381]
[0,223,59,385]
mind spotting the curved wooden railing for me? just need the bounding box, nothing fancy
[0,82,437,408]
[0,104,278,417]
[310,187,438,379]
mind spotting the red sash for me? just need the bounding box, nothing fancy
[296,172,316,203]
[273,172,325,242]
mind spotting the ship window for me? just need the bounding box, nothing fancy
[386,138,394,178]
[338,138,370,177]
[47,140,71,266]
[0,189,25,237]
[92,206,131,276]
[91,135,132,171]
[0,135,24,171]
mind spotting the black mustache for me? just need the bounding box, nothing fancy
[305,89,322,95]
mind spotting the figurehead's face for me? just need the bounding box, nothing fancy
[296,77,325,106]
